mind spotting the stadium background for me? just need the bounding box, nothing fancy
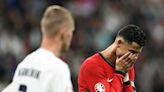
[0,0,163,92]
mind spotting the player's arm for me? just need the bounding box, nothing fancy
[123,67,137,92]
[107,52,137,92]
[115,51,138,92]
[82,52,137,92]
[82,63,125,92]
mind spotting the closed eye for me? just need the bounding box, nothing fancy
[129,50,138,54]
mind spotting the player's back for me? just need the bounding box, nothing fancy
[3,48,72,92]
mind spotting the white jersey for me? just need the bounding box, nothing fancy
[2,48,73,92]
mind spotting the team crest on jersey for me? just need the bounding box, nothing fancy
[94,83,105,92]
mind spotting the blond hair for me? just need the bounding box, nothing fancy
[41,5,74,37]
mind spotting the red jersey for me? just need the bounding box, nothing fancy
[78,53,136,92]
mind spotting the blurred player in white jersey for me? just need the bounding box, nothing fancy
[3,5,75,92]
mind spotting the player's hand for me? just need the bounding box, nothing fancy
[115,52,137,73]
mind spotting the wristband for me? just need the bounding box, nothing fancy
[123,73,130,86]
[115,70,126,76]
[123,81,130,86]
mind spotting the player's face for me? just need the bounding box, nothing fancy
[62,23,74,53]
[116,41,142,59]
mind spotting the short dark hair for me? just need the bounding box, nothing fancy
[117,24,146,46]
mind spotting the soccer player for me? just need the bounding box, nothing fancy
[3,5,75,92]
[78,25,146,92]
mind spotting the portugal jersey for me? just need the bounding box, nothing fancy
[3,48,73,92]
[78,53,136,92]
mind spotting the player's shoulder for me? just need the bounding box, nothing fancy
[36,48,69,70]
[80,53,103,71]
[82,53,102,65]
[18,48,68,70]
[16,50,37,67]
[45,56,70,76]
[37,49,69,71]
[17,49,45,65]
[79,53,106,79]
[50,56,69,70]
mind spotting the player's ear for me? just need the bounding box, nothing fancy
[115,37,123,47]
[59,25,66,40]
[117,39,122,44]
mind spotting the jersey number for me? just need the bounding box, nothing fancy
[19,84,27,92]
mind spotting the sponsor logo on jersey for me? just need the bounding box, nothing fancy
[94,83,105,92]
[107,78,113,82]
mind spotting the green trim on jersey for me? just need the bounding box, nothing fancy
[98,53,115,68]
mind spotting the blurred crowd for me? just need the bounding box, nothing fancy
[0,0,164,92]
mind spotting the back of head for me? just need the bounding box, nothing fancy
[117,24,146,47]
[41,5,74,38]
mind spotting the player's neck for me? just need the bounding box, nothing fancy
[40,38,62,57]
[101,43,117,65]
[101,52,116,65]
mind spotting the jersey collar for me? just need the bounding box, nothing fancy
[98,52,115,68]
